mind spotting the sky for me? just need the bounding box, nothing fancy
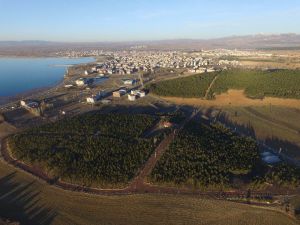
[0,0,300,42]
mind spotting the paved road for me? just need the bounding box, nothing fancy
[204,73,220,100]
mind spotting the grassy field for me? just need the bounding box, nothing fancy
[148,72,218,98]
[0,161,298,225]
[210,69,300,99]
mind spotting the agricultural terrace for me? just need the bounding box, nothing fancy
[8,113,162,187]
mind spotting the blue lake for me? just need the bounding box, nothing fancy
[0,57,95,97]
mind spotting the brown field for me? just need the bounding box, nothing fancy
[162,90,300,109]
[0,160,298,225]
[241,61,300,69]
[239,50,300,69]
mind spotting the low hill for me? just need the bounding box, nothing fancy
[1,34,300,56]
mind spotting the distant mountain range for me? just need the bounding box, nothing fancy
[1,34,300,56]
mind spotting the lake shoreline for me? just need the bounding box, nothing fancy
[0,57,96,107]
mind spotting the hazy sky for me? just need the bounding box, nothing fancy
[0,0,299,42]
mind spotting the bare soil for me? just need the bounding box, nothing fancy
[162,90,300,109]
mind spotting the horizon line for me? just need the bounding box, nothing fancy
[0,33,299,44]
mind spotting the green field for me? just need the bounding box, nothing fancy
[8,112,161,187]
[209,69,300,99]
[149,69,300,99]
[149,72,218,98]
[0,162,298,225]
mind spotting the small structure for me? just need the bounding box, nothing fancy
[162,121,173,128]
[131,90,146,98]
[137,90,146,98]
[261,152,281,165]
[64,84,73,88]
[113,91,121,98]
[206,68,215,73]
[20,100,42,116]
[75,78,93,87]
[128,94,136,101]
[131,90,138,95]
[20,100,39,109]
[123,79,135,85]
[86,91,106,104]
[75,78,86,86]
[113,89,127,98]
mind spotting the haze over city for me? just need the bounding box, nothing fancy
[0,0,300,42]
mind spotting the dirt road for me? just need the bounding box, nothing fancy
[0,110,297,199]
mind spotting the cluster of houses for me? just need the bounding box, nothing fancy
[86,87,146,104]
[86,91,107,104]
[128,89,146,101]
[56,48,278,76]
[112,88,146,101]
[78,51,226,77]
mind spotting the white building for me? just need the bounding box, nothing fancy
[75,78,86,86]
[137,91,146,98]
[123,79,135,85]
[86,91,106,104]
[128,94,136,101]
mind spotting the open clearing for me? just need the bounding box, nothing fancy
[0,161,298,225]
[162,90,300,109]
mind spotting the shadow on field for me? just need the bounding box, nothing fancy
[202,107,300,163]
[101,104,180,114]
[265,137,300,161]
[0,172,57,225]
[213,110,257,138]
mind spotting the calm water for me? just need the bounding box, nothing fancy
[0,57,94,97]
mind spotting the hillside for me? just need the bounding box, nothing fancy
[1,34,300,56]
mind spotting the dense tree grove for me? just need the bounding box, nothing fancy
[210,69,300,99]
[254,163,300,187]
[149,73,218,98]
[9,113,162,185]
[149,69,300,99]
[151,122,260,187]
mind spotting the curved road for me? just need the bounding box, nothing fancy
[0,110,296,200]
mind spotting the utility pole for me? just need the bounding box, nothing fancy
[139,73,144,89]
